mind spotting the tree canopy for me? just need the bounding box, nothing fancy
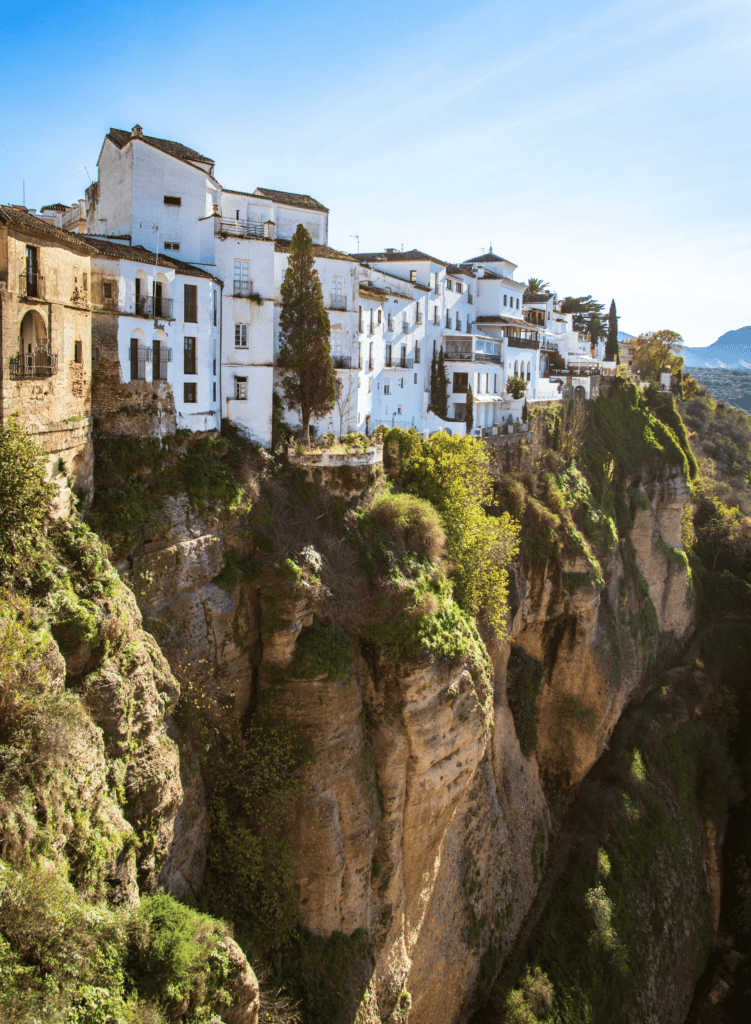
[606,300,619,363]
[524,278,550,301]
[276,224,336,444]
[631,330,684,382]
[560,295,605,339]
[506,375,528,399]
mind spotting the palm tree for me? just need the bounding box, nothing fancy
[524,277,550,301]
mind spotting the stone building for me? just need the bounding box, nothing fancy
[84,236,222,436]
[0,206,94,503]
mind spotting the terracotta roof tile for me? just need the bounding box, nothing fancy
[254,187,328,212]
[0,206,95,252]
[460,251,517,266]
[107,127,213,167]
[274,239,355,262]
[357,248,449,267]
[81,235,222,283]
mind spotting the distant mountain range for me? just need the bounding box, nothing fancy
[682,327,751,369]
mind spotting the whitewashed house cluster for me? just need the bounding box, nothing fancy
[44,123,613,444]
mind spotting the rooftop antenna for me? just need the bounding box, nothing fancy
[77,165,93,184]
[22,180,25,207]
[350,234,360,253]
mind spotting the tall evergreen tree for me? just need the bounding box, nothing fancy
[465,385,474,434]
[429,351,438,412]
[277,225,337,444]
[436,347,448,417]
[606,299,620,363]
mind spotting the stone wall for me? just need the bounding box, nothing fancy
[92,310,177,436]
[0,223,95,501]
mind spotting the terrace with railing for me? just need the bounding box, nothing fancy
[217,218,266,239]
[135,296,174,319]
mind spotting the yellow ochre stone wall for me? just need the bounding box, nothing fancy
[0,222,94,502]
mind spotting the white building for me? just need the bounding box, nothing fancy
[85,236,221,433]
[82,125,348,445]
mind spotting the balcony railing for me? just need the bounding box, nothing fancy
[233,281,255,298]
[9,351,58,379]
[19,273,45,299]
[504,336,540,350]
[332,355,353,369]
[329,297,348,311]
[387,318,394,331]
[385,356,414,369]
[218,218,265,239]
[402,322,408,333]
[452,384,468,393]
[136,296,174,318]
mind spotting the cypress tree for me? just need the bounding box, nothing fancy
[277,224,337,444]
[606,299,620,363]
[429,352,437,412]
[436,347,448,417]
[465,385,474,434]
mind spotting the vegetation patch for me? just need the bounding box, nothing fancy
[506,649,545,757]
[274,928,374,1024]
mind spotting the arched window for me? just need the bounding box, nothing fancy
[514,360,518,376]
[16,310,52,377]
[527,360,531,381]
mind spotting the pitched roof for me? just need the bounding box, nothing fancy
[357,248,449,267]
[0,206,95,252]
[81,235,222,283]
[40,203,69,212]
[476,315,540,330]
[446,264,476,278]
[253,187,328,212]
[524,292,554,303]
[107,127,213,168]
[460,251,517,267]
[274,239,356,262]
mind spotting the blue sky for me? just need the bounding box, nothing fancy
[2,0,749,346]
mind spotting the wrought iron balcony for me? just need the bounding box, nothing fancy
[328,297,348,311]
[385,356,413,369]
[19,273,45,299]
[332,355,353,369]
[136,296,174,319]
[9,351,58,379]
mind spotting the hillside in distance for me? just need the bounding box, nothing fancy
[682,326,751,368]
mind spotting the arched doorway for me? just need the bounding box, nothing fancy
[16,310,54,378]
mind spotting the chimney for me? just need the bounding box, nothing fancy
[264,220,276,240]
[385,247,398,254]
[131,124,143,137]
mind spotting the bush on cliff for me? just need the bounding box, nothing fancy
[0,414,56,578]
[378,429,520,638]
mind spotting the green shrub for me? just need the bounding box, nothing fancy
[288,625,354,679]
[0,415,56,577]
[362,491,446,563]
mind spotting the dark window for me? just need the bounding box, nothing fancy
[369,342,373,369]
[456,282,462,294]
[103,282,112,299]
[447,280,453,291]
[213,358,216,376]
[235,377,247,400]
[377,308,382,324]
[164,195,182,206]
[516,297,520,309]
[130,338,145,380]
[184,337,196,374]
[235,324,248,347]
[154,342,171,380]
[214,291,218,326]
[385,344,392,367]
[503,295,507,306]
[83,272,88,293]
[164,241,180,251]
[409,270,417,283]
[184,382,197,403]
[25,246,40,297]
[92,346,100,364]
[74,340,82,364]
[213,382,216,402]
[184,284,197,323]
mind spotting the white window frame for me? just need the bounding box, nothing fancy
[235,324,248,348]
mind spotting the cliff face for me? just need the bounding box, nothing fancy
[113,453,708,1024]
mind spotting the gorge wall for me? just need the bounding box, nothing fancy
[107,434,712,1024]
